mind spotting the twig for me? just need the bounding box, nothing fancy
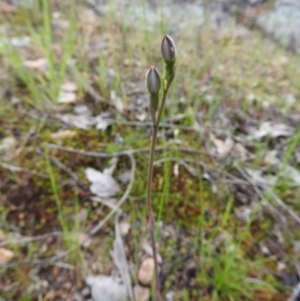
[108,119,199,131]
[0,255,69,268]
[43,142,208,158]
[36,147,79,182]
[0,162,49,179]
[0,231,62,247]
[154,156,206,170]
[90,196,122,214]
[51,262,74,269]
[14,125,36,157]
[87,85,106,102]
[85,0,103,16]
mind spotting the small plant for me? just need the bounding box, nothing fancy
[145,34,177,301]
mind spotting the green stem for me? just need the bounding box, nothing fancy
[156,87,168,127]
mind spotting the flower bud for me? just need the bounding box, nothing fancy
[146,67,161,111]
[161,34,176,64]
[146,66,161,94]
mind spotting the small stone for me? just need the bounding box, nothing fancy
[134,285,150,301]
[119,221,131,236]
[0,248,14,263]
[58,91,77,104]
[62,81,78,92]
[138,258,155,286]
[0,137,16,153]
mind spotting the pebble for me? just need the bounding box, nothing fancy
[119,221,131,236]
[134,285,150,301]
[0,248,14,263]
[137,258,155,286]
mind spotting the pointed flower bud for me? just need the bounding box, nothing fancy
[161,34,176,64]
[146,67,161,111]
[146,66,161,94]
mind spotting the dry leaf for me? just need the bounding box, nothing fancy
[85,275,127,301]
[111,220,134,301]
[60,114,94,130]
[57,82,78,103]
[110,90,124,113]
[50,130,76,140]
[248,121,294,140]
[210,134,233,157]
[233,142,252,160]
[94,115,111,131]
[58,113,110,131]
[85,168,120,198]
[74,105,91,115]
[245,168,276,187]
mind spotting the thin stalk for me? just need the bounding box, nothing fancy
[146,88,168,301]
[156,88,169,127]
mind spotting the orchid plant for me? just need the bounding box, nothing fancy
[145,34,176,301]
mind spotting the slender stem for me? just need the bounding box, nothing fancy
[156,87,168,127]
[146,123,160,301]
[150,223,160,300]
[146,88,169,301]
[146,125,158,217]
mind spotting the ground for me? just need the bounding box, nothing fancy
[1,1,300,301]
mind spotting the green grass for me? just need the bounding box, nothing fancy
[0,0,300,300]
